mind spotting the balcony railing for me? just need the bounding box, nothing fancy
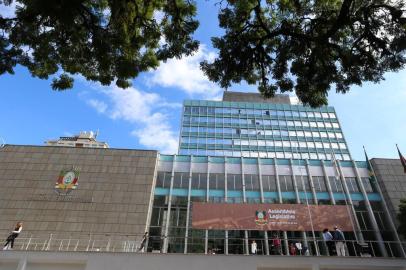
[1,233,405,258]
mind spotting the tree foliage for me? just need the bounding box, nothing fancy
[201,0,406,107]
[0,0,199,90]
[399,198,406,239]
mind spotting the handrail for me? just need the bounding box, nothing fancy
[1,232,405,257]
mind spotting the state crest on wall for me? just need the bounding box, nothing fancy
[55,168,79,195]
[255,210,268,225]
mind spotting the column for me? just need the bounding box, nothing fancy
[305,159,319,256]
[337,161,364,243]
[274,158,289,255]
[163,155,176,253]
[225,158,229,255]
[290,159,309,255]
[184,156,194,254]
[258,157,270,255]
[321,160,336,205]
[241,157,249,255]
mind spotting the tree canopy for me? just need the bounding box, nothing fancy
[0,0,199,90]
[202,0,406,106]
[1,0,406,106]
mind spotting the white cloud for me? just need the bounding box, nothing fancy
[148,45,222,99]
[82,84,179,154]
[87,99,107,114]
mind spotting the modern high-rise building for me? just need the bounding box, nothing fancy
[179,92,351,161]
[1,92,405,270]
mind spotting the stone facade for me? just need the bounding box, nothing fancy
[371,158,406,231]
[0,145,157,241]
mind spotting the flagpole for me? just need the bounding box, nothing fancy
[363,146,406,258]
[331,149,360,242]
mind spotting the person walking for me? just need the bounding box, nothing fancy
[289,242,297,255]
[3,222,23,250]
[272,233,282,255]
[333,226,346,256]
[322,228,334,255]
[137,232,148,252]
[251,240,257,255]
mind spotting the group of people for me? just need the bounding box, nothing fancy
[322,226,346,256]
[251,234,307,255]
[250,227,346,256]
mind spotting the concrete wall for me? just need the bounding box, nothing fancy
[222,91,291,104]
[0,251,405,270]
[371,158,406,231]
[0,145,157,241]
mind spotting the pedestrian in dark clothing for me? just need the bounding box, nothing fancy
[3,222,23,250]
[322,228,334,255]
[138,232,148,252]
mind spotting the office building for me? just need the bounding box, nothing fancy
[179,92,351,160]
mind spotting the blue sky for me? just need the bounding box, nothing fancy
[0,1,405,160]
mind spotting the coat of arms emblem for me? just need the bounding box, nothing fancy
[255,210,268,225]
[55,168,79,195]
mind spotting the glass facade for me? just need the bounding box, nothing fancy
[179,100,351,160]
[147,94,404,258]
[148,156,405,257]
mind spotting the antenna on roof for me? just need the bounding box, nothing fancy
[95,129,99,139]
[0,137,5,148]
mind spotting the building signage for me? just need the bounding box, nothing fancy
[55,168,79,195]
[192,203,354,231]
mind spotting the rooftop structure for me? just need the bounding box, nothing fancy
[45,131,109,148]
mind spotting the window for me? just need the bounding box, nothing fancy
[244,174,260,191]
[274,141,282,147]
[322,142,330,148]
[282,141,291,147]
[320,132,327,138]
[332,123,339,128]
[209,173,225,190]
[299,141,307,147]
[339,143,347,149]
[294,121,302,127]
[345,177,360,193]
[329,113,336,118]
[302,121,309,127]
[331,143,339,149]
[329,176,343,192]
[328,132,336,139]
[287,121,295,126]
[173,172,189,188]
[317,122,324,128]
[227,174,242,190]
[310,122,317,127]
[325,122,332,128]
[322,113,329,118]
[296,175,311,192]
[315,142,323,148]
[307,112,315,118]
[304,131,312,137]
[279,175,294,191]
[314,112,322,118]
[310,153,318,159]
[191,173,207,189]
[289,131,297,136]
[296,131,304,137]
[184,106,192,114]
[313,176,327,192]
[361,177,374,193]
[312,131,320,137]
[307,142,315,148]
[156,172,172,188]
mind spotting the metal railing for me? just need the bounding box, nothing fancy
[1,233,405,258]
